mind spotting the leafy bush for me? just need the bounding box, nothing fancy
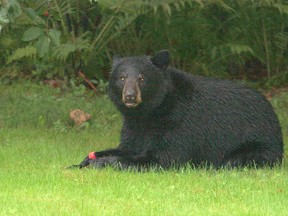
[1,0,288,87]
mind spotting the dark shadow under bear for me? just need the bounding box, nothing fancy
[71,50,283,170]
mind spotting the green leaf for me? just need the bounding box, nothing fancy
[24,8,45,25]
[35,35,50,58]
[24,8,37,19]
[22,27,44,41]
[48,29,61,46]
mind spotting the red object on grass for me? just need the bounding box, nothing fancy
[88,152,97,160]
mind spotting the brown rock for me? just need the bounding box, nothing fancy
[70,109,91,126]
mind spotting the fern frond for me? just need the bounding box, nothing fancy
[6,46,37,64]
[52,33,91,62]
[274,3,288,15]
[58,1,76,15]
[75,33,91,51]
[275,32,288,50]
[53,43,75,62]
[227,43,255,55]
[211,43,256,64]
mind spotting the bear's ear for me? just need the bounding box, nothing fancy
[151,50,170,70]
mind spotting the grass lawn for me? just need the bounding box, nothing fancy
[0,82,287,216]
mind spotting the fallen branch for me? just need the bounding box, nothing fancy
[78,70,97,93]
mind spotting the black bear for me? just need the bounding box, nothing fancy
[71,50,283,169]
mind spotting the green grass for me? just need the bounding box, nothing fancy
[0,82,288,215]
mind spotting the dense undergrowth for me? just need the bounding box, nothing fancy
[1,0,288,88]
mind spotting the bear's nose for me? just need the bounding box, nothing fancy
[125,94,136,102]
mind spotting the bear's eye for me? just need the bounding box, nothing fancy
[139,77,145,82]
[119,76,125,81]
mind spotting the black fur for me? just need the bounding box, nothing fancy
[73,50,283,170]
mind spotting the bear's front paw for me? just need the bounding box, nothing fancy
[67,152,97,169]
[90,156,120,169]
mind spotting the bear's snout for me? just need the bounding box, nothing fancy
[125,93,136,103]
[122,80,142,108]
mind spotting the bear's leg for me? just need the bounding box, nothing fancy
[69,149,157,170]
[89,155,155,170]
[67,149,122,169]
[90,151,158,170]
[222,143,282,168]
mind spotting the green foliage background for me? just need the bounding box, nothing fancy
[1,0,288,87]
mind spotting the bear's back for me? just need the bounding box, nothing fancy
[169,67,278,128]
[163,68,283,165]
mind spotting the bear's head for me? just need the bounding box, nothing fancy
[108,50,172,115]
